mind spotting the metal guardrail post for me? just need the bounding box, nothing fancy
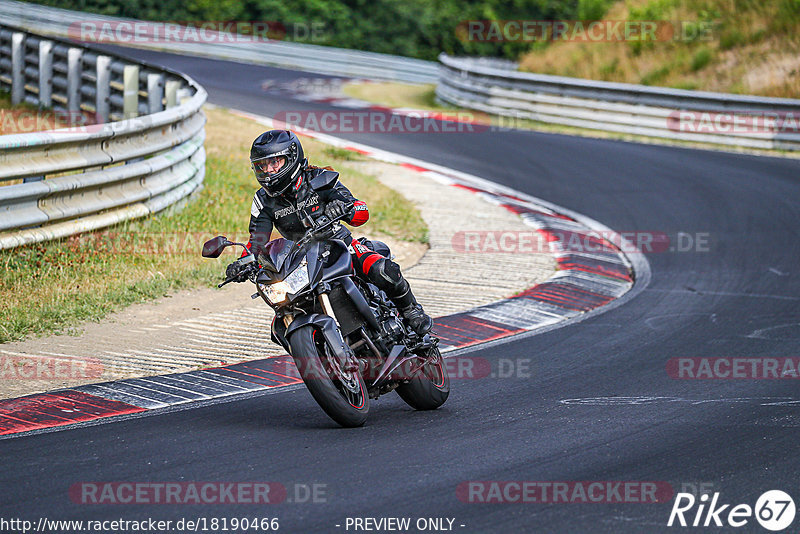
[67,47,82,116]
[11,32,24,105]
[436,54,800,151]
[165,80,179,108]
[123,64,139,118]
[38,40,53,107]
[147,73,164,113]
[0,22,208,250]
[95,55,111,122]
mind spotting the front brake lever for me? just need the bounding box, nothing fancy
[218,256,256,288]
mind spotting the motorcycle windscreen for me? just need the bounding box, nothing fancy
[260,238,295,272]
[261,237,314,280]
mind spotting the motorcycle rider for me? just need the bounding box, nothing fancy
[226,129,433,335]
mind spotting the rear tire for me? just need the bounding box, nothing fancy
[289,326,369,427]
[396,347,449,410]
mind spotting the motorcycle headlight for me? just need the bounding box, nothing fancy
[262,263,309,305]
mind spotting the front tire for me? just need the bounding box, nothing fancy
[289,326,369,427]
[396,347,450,410]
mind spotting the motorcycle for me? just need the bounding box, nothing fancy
[201,212,449,427]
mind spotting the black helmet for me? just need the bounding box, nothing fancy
[250,130,305,196]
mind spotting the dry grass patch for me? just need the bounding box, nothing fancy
[342,82,439,110]
[519,0,800,98]
[0,105,426,343]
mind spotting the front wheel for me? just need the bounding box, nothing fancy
[396,347,450,410]
[289,326,369,427]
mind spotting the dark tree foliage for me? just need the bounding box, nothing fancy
[27,0,581,60]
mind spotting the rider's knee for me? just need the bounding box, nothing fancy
[372,257,403,287]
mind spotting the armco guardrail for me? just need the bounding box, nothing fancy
[0,23,206,250]
[437,54,800,151]
[0,0,438,83]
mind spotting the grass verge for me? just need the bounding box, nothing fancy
[342,82,440,110]
[518,0,800,99]
[0,105,427,343]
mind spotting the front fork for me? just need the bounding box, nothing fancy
[317,290,358,373]
[269,288,340,353]
[279,292,332,329]
[318,292,337,323]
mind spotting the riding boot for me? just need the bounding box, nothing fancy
[391,280,433,335]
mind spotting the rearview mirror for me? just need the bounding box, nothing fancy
[202,236,230,258]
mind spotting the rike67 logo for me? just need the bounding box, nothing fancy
[668,490,796,531]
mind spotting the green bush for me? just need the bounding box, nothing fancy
[690,47,712,71]
[748,28,767,44]
[719,30,745,50]
[770,0,800,33]
[671,80,699,90]
[577,0,612,21]
[599,57,619,78]
[640,65,671,85]
[628,0,680,21]
[24,0,581,61]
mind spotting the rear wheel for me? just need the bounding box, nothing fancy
[289,326,369,427]
[396,346,450,410]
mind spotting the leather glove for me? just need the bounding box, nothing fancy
[225,261,247,282]
[324,199,354,221]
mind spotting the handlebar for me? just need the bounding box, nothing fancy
[218,248,257,287]
[216,213,344,288]
[294,213,345,249]
[218,260,258,288]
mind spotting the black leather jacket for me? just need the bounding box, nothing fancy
[247,165,368,257]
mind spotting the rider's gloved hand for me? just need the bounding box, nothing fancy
[324,199,354,221]
[312,224,336,241]
[225,261,248,282]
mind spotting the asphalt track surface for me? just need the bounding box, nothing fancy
[2,48,800,533]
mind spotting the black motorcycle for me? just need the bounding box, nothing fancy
[201,213,449,427]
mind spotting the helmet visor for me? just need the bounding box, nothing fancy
[252,155,288,181]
